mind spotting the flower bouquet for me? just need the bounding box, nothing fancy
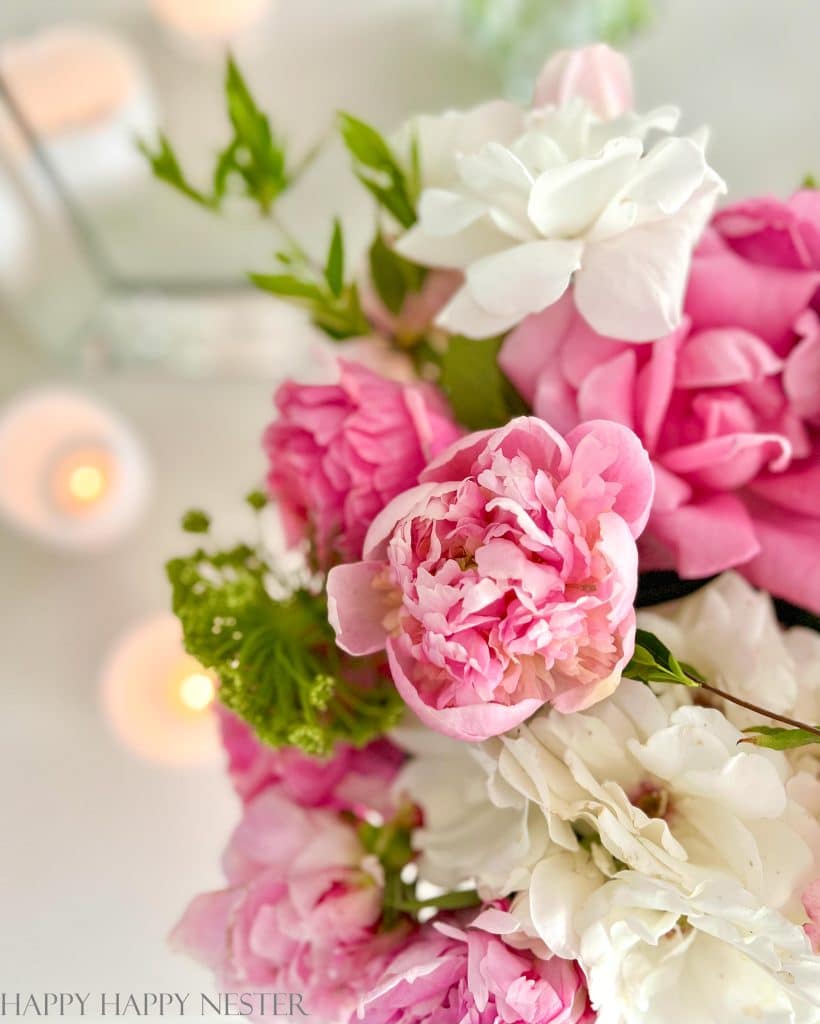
[151,44,820,1023]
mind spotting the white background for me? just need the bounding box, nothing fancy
[1,0,820,1017]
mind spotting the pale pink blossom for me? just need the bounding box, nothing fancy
[499,197,820,613]
[217,706,403,817]
[264,360,461,567]
[360,908,593,1024]
[327,417,653,741]
[533,43,633,120]
[171,787,406,1022]
[803,879,820,953]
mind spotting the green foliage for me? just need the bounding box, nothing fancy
[167,542,402,755]
[369,233,426,317]
[141,56,298,216]
[625,629,704,687]
[244,489,268,511]
[802,174,818,189]
[439,335,529,430]
[181,508,211,534]
[250,219,370,340]
[338,113,417,228]
[742,725,820,750]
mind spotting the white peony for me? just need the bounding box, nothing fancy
[395,98,725,341]
[492,680,818,913]
[637,572,820,729]
[390,720,551,896]
[576,873,820,1024]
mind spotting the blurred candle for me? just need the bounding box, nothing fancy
[149,0,273,44]
[0,386,150,550]
[101,614,221,766]
[0,25,157,201]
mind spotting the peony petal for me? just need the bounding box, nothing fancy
[363,481,446,558]
[574,173,723,341]
[326,561,392,655]
[566,419,655,536]
[387,639,545,742]
[169,890,237,970]
[647,494,761,578]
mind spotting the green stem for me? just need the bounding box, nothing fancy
[699,682,820,739]
[383,889,482,914]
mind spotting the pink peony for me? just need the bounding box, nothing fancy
[533,43,633,120]
[217,705,403,817]
[264,360,462,567]
[171,786,406,1022]
[360,908,593,1024]
[499,201,820,613]
[327,416,653,741]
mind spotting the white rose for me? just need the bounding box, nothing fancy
[396,98,724,341]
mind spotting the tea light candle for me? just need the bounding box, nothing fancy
[0,25,157,201]
[0,387,150,550]
[149,0,273,44]
[101,614,221,766]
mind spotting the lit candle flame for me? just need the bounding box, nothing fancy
[178,672,216,713]
[68,462,107,504]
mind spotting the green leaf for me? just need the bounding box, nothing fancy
[138,134,216,209]
[368,234,425,316]
[325,219,345,298]
[802,173,818,189]
[181,508,211,533]
[624,629,703,687]
[338,112,397,169]
[439,335,529,430]
[741,725,820,750]
[248,273,325,300]
[250,220,369,341]
[245,489,268,511]
[167,541,402,755]
[339,112,417,228]
[142,56,309,218]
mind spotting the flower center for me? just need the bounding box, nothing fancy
[631,783,670,820]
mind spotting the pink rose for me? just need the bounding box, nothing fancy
[171,787,406,1022]
[361,908,593,1024]
[264,360,461,568]
[217,705,403,817]
[327,416,653,741]
[533,43,633,120]
[500,205,820,613]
